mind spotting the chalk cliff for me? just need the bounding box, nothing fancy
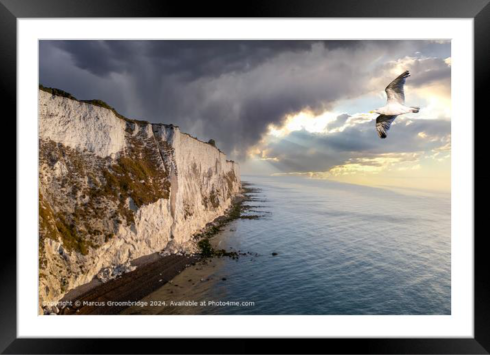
[38,88,240,304]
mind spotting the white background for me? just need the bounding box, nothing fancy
[17,18,473,338]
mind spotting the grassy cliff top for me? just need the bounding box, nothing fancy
[39,84,152,125]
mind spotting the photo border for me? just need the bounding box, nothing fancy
[3,0,490,353]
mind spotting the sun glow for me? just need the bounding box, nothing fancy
[267,110,340,137]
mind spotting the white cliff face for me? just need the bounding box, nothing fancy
[38,89,240,304]
[39,91,126,158]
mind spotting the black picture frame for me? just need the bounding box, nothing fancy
[3,0,489,353]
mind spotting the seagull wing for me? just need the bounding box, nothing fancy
[376,115,397,139]
[385,70,410,104]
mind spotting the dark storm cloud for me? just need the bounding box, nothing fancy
[53,40,365,80]
[39,40,451,159]
[263,117,451,173]
[54,41,129,76]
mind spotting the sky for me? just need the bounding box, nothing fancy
[39,40,451,192]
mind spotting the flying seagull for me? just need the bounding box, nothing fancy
[370,70,420,139]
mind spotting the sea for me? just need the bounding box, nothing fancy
[124,175,451,315]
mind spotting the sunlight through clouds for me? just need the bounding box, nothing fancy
[243,43,452,191]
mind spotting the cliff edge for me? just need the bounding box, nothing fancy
[38,88,240,305]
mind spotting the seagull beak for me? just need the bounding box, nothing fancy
[369,110,374,114]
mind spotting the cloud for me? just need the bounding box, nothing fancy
[326,114,350,131]
[372,56,451,89]
[40,40,451,160]
[254,115,450,174]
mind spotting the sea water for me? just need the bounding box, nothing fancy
[126,175,451,315]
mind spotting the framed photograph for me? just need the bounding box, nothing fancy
[4,0,490,353]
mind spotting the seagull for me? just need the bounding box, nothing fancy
[370,70,420,139]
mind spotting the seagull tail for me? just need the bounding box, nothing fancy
[410,106,420,113]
